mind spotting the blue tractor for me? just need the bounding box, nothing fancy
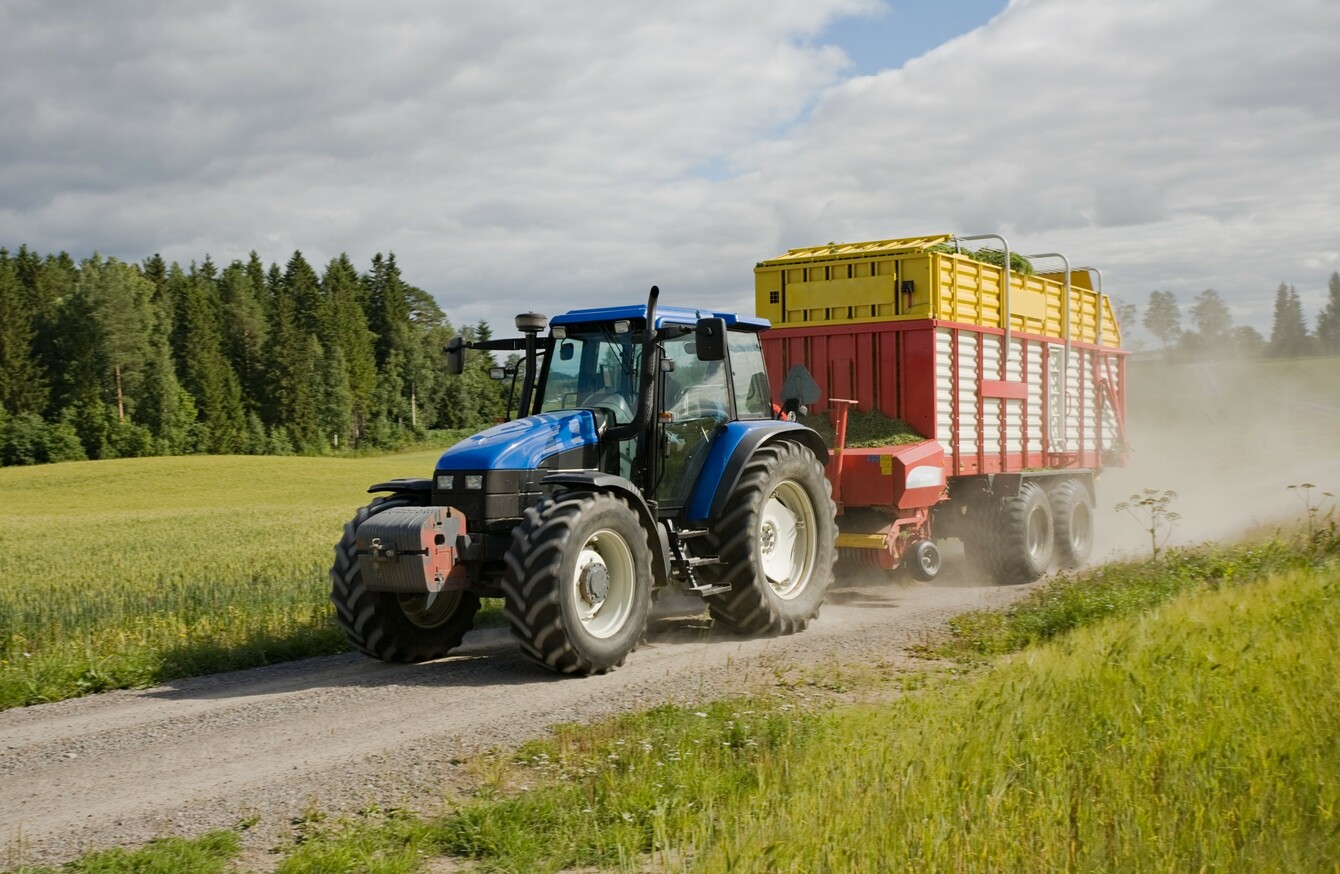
[330,288,837,675]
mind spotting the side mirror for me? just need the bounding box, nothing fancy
[445,336,465,375]
[695,317,727,362]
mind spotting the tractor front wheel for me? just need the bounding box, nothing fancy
[703,441,837,635]
[331,496,481,662]
[502,491,653,675]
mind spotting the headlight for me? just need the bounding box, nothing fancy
[435,474,454,490]
[464,475,484,490]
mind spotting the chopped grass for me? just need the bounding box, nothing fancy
[800,408,925,448]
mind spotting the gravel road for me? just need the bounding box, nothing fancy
[0,564,1031,869]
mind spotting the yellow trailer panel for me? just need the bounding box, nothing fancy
[755,233,1122,347]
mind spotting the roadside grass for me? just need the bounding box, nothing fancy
[12,527,1337,873]
[0,449,499,710]
[692,558,1339,872]
[252,526,1339,873]
[7,831,239,874]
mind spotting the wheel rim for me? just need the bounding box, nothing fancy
[918,544,940,576]
[758,480,817,598]
[1026,504,1051,563]
[571,527,636,639]
[397,590,464,630]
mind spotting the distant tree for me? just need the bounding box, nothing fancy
[1112,298,1142,351]
[218,256,271,416]
[177,263,248,452]
[0,251,48,415]
[1230,325,1267,359]
[1143,290,1182,357]
[320,254,377,445]
[1317,271,1340,354]
[1189,289,1232,342]
[1267,282,1311,358]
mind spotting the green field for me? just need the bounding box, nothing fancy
[0,450,464,709]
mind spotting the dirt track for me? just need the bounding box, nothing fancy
[0,565,1029,868]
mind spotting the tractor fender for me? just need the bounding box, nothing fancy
[366,477,432,498]
[685,421,830,523]
[539,471,671,589]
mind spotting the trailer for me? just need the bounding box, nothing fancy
[754,233,1128,583]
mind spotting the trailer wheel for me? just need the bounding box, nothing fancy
[502,491,653,675]
[702,440,837,635]
[905,539,942,582]
[331,496,481,662]
[1051,479,1094,569]
[965,480,1054,585]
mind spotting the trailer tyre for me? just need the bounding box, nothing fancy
[703,440,837,635]
[331,495,481,663]
[965,480,1054,585]
[905,539,942,582]
[502,491,653,675]
[1051,479,1094,569]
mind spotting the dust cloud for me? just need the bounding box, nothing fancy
[1092,358,1340,560]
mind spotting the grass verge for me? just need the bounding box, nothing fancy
[136,525,1335,874]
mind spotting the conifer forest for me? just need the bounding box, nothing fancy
[0,247,508,466]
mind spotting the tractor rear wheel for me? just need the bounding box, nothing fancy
[502,491,653,675]
[1051,478,1095,569]
[331,495,481,662]
[703,441,836,635]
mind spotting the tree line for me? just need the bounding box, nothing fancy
[1128,272,1340,361]
[0,247,509,466]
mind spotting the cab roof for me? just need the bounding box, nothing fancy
[550,304,769,332]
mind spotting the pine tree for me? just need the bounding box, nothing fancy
[1317,271,1340,354]
[263,272,323,452]
[218,256,270,417]
[0,250,48,415]
[320,255,377,445]
[178,263,248,452]
[1268,282,1310,358]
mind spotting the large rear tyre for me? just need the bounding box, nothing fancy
[331,496,481,662]
[703,441,837,635]
[1051,478,1095,569]
[963,480,1054,585]
[502,492,653,675]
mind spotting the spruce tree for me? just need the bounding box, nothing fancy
[0,250,48,416]
[178,263,248,452]
[1268,282,1310,357]
[1317,271,1340,354]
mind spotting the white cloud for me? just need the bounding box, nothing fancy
[1,0,1336,335]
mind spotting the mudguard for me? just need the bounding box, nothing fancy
[684,420,829,523]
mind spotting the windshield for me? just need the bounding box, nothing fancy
[538,325,643,424]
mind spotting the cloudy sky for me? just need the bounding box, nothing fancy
[2,0,1337,344]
